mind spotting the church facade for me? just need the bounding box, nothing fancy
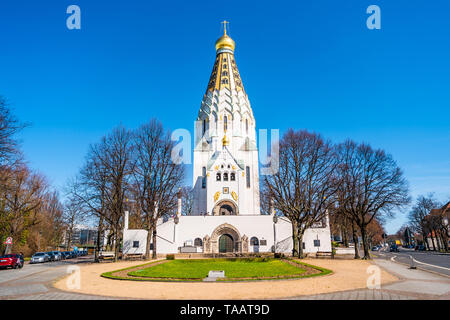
[123,25,332,256]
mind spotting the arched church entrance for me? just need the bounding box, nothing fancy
[213,200,239,216]
[219,234,234,253]
[207,223,248,254]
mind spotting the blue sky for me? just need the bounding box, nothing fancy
[0,0,449,233]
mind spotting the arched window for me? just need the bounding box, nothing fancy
[230,172,235,181]
[202,167,206,188]
[223,172,229,181]
[216,173,221,181]
[221,78,228,84]
[222,71,228,76]
[194,238,203,247]
[246,166,250,188]
[250,237,259,246]
[224,116,228,132]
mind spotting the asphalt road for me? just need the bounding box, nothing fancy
[0,255,114,299]
[374,248,450,277]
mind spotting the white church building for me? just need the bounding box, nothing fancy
[123,25,331,256]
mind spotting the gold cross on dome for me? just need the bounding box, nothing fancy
[221,20,229,35]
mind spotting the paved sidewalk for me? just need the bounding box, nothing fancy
[288,258,450,300]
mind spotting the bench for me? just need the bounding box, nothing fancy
[99,251,115,260]
[123,253,144,260]
[316,251,333,258]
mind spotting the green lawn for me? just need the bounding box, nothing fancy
[128,258,306,279]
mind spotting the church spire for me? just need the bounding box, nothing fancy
[206,21,244,93]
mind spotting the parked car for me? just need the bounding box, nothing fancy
[61,251,71,259]
[46,252,56,262]
[30,252,50,264]
[389,244,400,252]
[371,246,381,251]
[415,245,425,251]
[52,251,62,261]
[0,254,24,269]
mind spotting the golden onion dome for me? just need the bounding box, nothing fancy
[215,27,235,52]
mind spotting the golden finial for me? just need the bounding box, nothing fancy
[221,20,229,35]
[222,133,230,146]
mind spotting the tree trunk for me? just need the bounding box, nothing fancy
[291,222,298,257]
[435,231,441,251]
[66,230,72,251]
[360,225,371,260]
[145,225,152,260]
[297,231,305,259]
[424,234,430,251]
[94,215,103,263]
[352,223,360,259]
[343,229,349,247]
[431,235,436,251]
[113,225,120,262]
[152,228,157,259]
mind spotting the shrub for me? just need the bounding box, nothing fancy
[166,254,175,260]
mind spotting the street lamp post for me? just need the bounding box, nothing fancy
[273,214,278,258]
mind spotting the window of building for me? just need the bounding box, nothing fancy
[302,242,305,249]
[202,119,206,135]
[314,240,321,247]
[260,240,267,246]
[246,166,250,188]
[230,172,235,181]
[216,173,221,181]
[202,167,206,188]
[194,238,203,247]
[222,71,228,76]
[133,241,139,248]
[221,78,228,84]
[224,116,228,131]
[245,119,249,134]
[250,237,259,246]
[223,172,228,181]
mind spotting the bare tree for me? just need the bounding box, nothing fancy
[408,194,440,251]
[132,119,185,259]
[62,198,86,250]
[0,166,49,254]
[263,129,339,258]
[70,126,133,262]
[180,186,193,216]
[0,97,26,168]
[336,140,410,259]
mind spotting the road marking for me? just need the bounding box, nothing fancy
[409,255,450,271]
[390,256,397,262]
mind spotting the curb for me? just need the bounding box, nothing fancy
[379,256,450,279]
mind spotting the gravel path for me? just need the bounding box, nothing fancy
[53,258,397,299]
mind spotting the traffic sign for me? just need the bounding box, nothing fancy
[4,237,13,245]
